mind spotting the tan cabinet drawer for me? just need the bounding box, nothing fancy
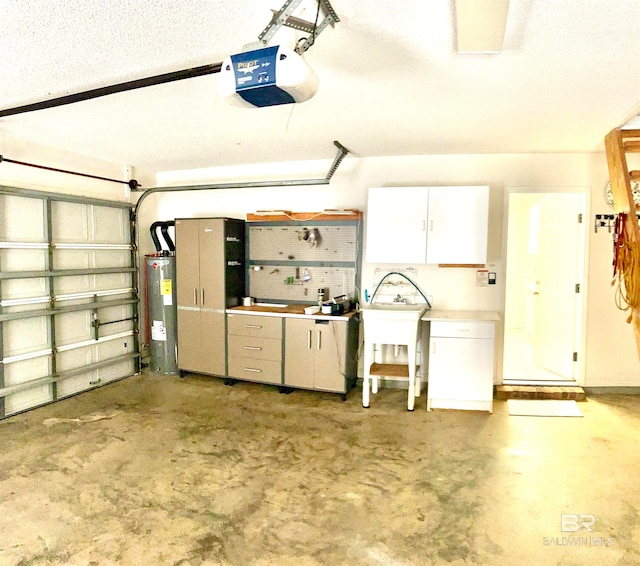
[227,356,282,384]
[228,336,282,361]
[227,314,282,338]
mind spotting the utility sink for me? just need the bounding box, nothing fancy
[361,303,426,344]
[361,302,426,316]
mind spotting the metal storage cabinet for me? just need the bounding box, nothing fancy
[175,218,244,377]
[226,313,282,384]
[284,316,358,399]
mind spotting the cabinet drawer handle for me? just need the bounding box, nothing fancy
[245,324,262,329]
[244,346,262,351]
[244,367,262,373]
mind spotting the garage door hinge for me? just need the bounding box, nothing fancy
[575,283,580,293]
[573,352,578,362]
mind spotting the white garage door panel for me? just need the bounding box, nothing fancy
[56,347,92,372]
[95,272,133,291]
[55,274,92,295]
[52,249,90,270]
[52,250,131,271]
[55,311,92,346]
[51,202,89,242]
[0,189,138,419]
[54,273,132,296]
[99,359,135,384]
[5,385,52,415]
[3,317,49,357]
[57,373,99,398]
[94,250,131,268]
[98,305,134,335]
[93,206,128,243]
[51,203,128,244]
[0,195,45,241]
[2,278,46,300]
[4,357,50,386]
[0,249,46,271]
[98,336,134,360]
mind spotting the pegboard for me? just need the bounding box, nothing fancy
[249,265,357,303]
[249,225,358,262]
[247,220,361,304]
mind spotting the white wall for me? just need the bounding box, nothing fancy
[586,152,640,386]
[4,137,635,388]
[0,134,133,202]
[139,151,640,387]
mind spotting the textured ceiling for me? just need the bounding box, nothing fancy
[0,0,639,178]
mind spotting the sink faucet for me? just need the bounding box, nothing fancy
[393,294,406,304]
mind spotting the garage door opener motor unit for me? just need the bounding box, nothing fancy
[219,45,318,108]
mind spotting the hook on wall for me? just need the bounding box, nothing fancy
[594,213,640,233]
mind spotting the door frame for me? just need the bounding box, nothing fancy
[501,187,590,386]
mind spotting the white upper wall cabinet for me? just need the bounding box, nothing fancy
[365,186,489,265]
[425,185,489,264]
[366,186,429,264]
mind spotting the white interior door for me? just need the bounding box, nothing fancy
[533,194,582,378]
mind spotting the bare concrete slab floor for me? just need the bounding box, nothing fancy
[1,372,639,565]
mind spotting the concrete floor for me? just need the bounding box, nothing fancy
[1,373,640,566]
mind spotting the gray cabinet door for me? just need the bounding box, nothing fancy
[284,318,347,392]
[313,320,347,392]
[284,318,314,388]
[176,218,226,376]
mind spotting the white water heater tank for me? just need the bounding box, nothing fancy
[219,45,319,108]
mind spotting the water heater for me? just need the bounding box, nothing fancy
[146,256,178,375]
[219,45,318,107]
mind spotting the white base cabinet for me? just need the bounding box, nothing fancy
[426,320,495,412]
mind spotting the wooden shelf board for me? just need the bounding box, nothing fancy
[247,210,362,222]
[369,363,420,378]
[623,141,640,152]
[621,129,640,139]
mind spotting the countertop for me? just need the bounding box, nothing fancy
[227,303,358,321]
[421,309,500,323]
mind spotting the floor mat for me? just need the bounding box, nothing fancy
[507,399,583,417]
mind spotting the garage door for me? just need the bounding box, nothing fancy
[0,187,139,418]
